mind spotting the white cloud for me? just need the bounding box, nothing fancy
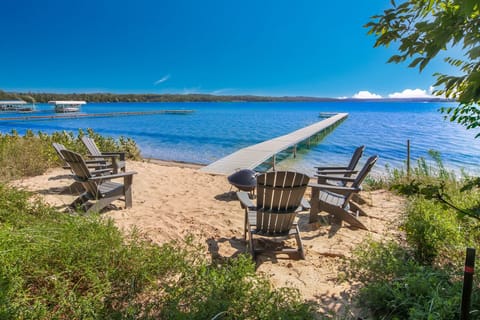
[154,74,170,85]
[388,88,431,98]
[352,91,382,99]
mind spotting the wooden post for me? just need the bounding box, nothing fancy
[460,247,475,320]
[293,145,297,158]
[407,140,411,179]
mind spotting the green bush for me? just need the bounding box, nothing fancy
[349,151,480,319]
[349,240,479,320]
[0,184,314,319]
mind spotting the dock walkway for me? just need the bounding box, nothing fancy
[200,113,348,175]
[0,110,194,121]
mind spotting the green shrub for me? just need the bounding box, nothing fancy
[404,197,466,264]
[349,240,479,320]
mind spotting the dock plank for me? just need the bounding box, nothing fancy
[200,113,348,175]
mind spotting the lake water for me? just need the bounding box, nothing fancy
[1,101,479,177]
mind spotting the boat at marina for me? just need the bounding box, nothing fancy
[0,100,35,112]
[49,100,86,113]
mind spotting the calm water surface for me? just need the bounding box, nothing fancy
[1,101,479,176]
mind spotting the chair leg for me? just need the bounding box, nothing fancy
[326,203,368,230]
[86,195,121,214]
[309,187,320,223]
[124,175,133,208]
[294,225,305,259]
[70,192,89,209]
[349,201,367,216]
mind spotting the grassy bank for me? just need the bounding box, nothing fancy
[353,152,480,319]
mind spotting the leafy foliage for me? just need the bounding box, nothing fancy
[349,241,476,320]
[350,151,480,318]
[366,0,480,134]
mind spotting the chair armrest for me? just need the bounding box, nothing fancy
[89,168,113,176]
[89,171,137,180]
[102,152,126,161]
[236,191,256,210]
[315,174,357,182]
[87,154,119,160]
[315,166,349,170]
[85,159,107,164]
[309,182,361,193]
[315,169,358,175]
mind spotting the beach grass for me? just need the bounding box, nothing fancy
[349,152,480,319]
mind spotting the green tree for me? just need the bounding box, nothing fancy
[366,0,480,134]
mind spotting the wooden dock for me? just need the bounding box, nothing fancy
[0,110,194,121]
[200,112,348,175]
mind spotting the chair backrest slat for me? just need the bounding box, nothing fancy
[81,136,102,157]
[351,155,378,189]
[52,142,68,165]
[346,145,365,173]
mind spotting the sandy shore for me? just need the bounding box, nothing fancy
[11,160,405,316]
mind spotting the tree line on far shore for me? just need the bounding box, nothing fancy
[0,89,450,104]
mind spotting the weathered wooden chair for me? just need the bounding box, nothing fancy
[60,149,137,213]
[309,155,378,230]
[81,136,126,173]
[315,145,365,178]
[237,171,310,260]
[53,142,107,170]
[52,142,111,193]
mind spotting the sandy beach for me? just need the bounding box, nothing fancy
[11,160,405,316]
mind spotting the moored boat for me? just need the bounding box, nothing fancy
[49,100,86,113]
[0,100,35,112]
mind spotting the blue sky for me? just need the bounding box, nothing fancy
[0,0,456,98]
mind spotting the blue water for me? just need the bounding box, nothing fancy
[1,101,479,176]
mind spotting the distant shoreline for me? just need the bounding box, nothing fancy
[0,90,454,104]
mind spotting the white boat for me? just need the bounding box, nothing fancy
[0,100,35,112]
[49,100,86,113]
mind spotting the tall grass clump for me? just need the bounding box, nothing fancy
[348,151,480,319]
[349,240,478,319]
[0,129,141,182]
[0,184,314,319]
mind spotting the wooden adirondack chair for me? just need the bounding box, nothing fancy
[60,149,137,213]
[52,142,107,170]
[309,155,378,230]
[52,142,112,193]
[81,136,126,173]
[237,171,310,260]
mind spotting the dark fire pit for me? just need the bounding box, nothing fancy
[227,169,257,192]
